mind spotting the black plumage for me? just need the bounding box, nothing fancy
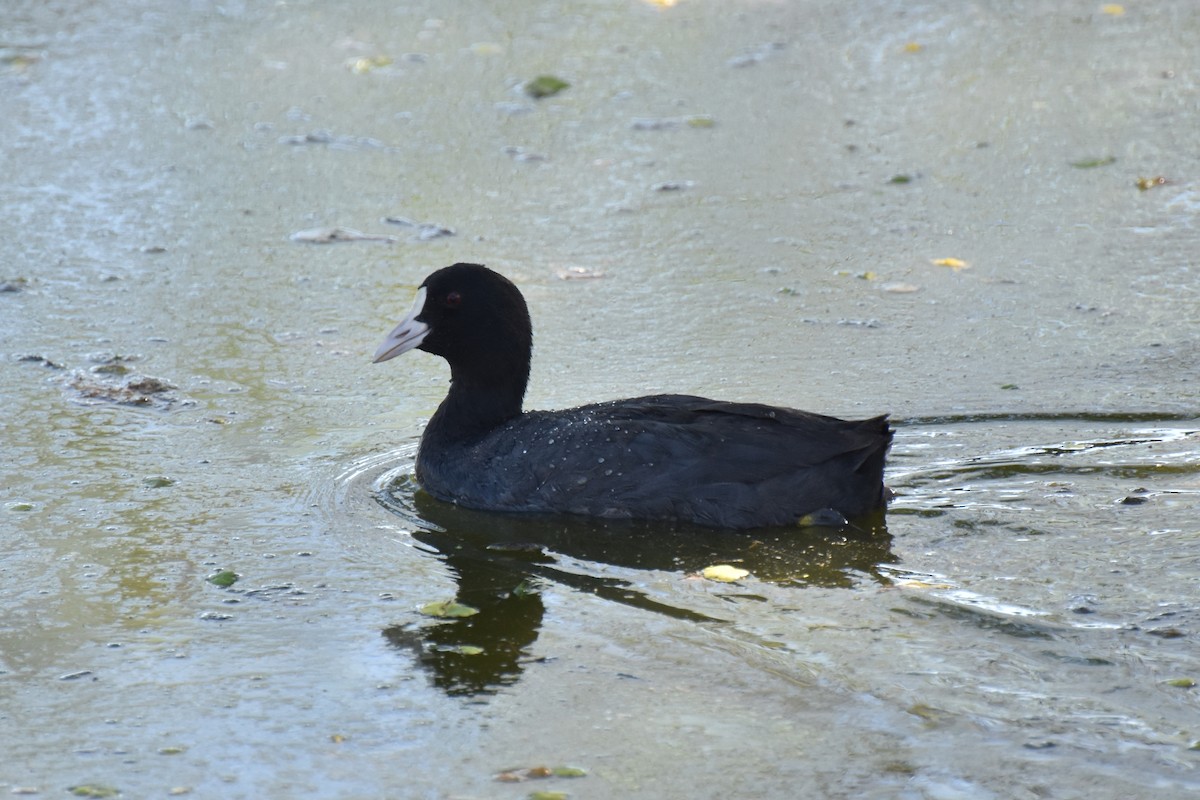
[374,263,891,529]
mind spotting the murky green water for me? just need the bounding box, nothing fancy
[3,0,1198,797]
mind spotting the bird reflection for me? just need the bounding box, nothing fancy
[378,479,895,697]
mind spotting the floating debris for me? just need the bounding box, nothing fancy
[289,227,398,244]
[701,564,749,582]
[418,600,479,618]
[2,48,42,74]
[930,257,970,270]
[279,130,386,150]
[631,117,678,131]
[382,216,455,240]
[66,370,180,408]
[346,54,393,74]
[1146,627,1186,639]
[511,579,538,598]
[15,354,64,369]
[68,785,119,798]
[183,115,213,130]
[525,75,570,99]
[1,276,28,292]
[1136,176,1172,191]
[651,180,694,192]
[281,129,331,144]
[484,541,547,554]
[495,766,588,782]
[207,570,240,588]
[502,145,548,162]
[1070,155,1116,169]
[631,115,716,131]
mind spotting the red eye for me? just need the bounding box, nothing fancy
[444,291,462,308]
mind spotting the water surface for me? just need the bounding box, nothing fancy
[2,1,1198,797]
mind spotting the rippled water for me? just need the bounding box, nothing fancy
[313,413,1200,794]
[3,0,1199,797]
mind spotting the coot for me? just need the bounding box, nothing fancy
[374,263,892,529]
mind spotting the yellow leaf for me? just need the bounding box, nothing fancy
[347,55,393,74]
[930,257,970,271]
[1100,4,1125,16]
[702,564,750,582]
[895,578,954,590]
[904,42,923,53]
[1135,176,1170,191]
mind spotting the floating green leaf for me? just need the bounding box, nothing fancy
[419,600,480,618]
[1164,677,1196,688]
[206,570,239,588]
[495,765,587,783]
[1070,156,1116,169]
[525,75,569,99]
[68,786,120,799]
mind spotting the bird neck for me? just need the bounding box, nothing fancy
[428,363,528,442]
